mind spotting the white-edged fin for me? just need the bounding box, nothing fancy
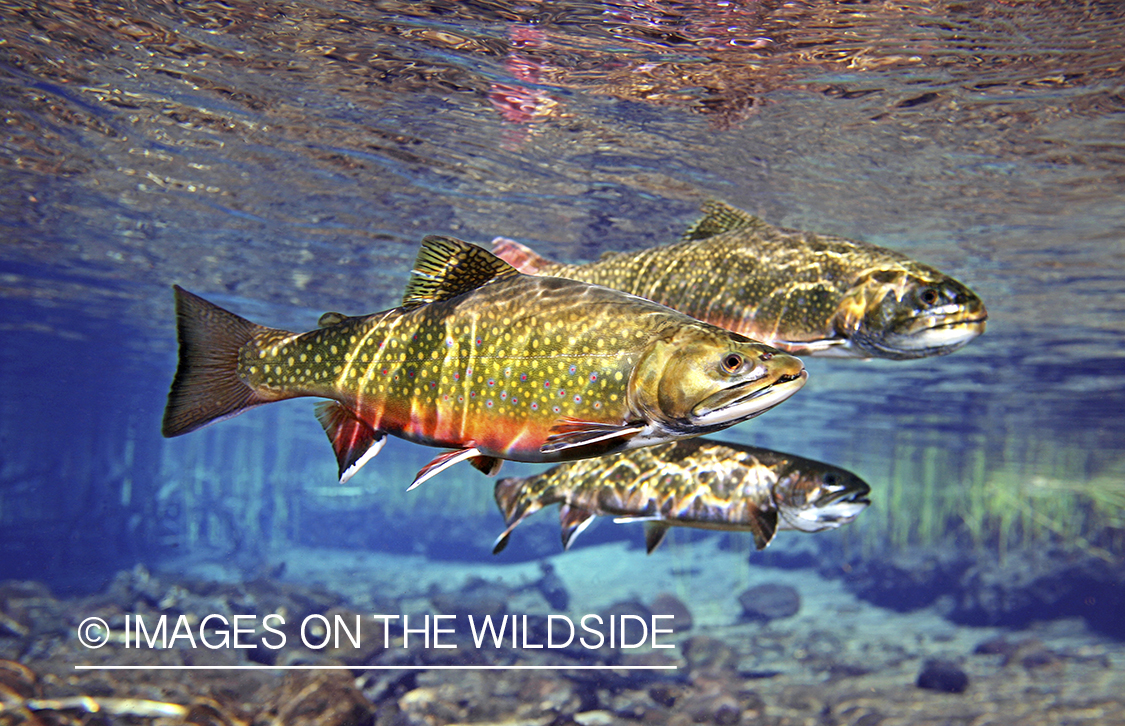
[408,447,483,490]
[541,419,645,455]
[612,515,663,524]
[314,401,387,484]
[492,520,522,555]
[341,436,386,484]
[559,504,596,550]
[643,521,671,554]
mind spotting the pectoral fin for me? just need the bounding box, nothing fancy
[559,504,596,551]
[408,447,484,490]
[643,521,671,554]
[773,337,851,357]
[541,419,645,455]
[751,510,780,550]
[314,402,386,483]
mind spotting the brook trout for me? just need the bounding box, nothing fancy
[492,438,871,554]
[162,237,807,489]
[492,200,987,360]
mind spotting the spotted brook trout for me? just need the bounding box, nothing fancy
[492,438,871,554]
[492,200,987,360]
[162,237,807,489]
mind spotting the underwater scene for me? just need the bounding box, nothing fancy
[1,0,1124,724]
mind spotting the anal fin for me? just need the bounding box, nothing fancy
[314,402,386,483]
[541,419,644,455]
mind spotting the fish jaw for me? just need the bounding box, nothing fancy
[878,307,988,358]
[690,367,807,428]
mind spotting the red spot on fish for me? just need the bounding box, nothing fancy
[574,395,581,403]
[453,372,460,380]
[589,373,598,382]
[488,379,495,386]
[531,402,538,410]
[544,381,550,388]
[520,373,528,381]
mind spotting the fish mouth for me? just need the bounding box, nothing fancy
[781,487,871,532]
[876,312,988,359]
[691,369,807,427]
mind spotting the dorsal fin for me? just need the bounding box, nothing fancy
[402,236,520,310]
[681,200,769,241]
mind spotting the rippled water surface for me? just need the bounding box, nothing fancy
[1,1,1123,572]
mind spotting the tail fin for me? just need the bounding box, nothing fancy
[489,237,557,275]
[161,286,272,437]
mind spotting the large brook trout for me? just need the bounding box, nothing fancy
[493,200,987,360]
[163,237,807,489]
[493,438,871,554]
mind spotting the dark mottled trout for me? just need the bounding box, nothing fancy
[493,200,987,360]
[493,438,870,554]
[163,237,807,488]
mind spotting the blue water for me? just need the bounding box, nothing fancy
[1,0,1124,719]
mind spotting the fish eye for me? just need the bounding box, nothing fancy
[919,287,941,306]
[721,353,744,373]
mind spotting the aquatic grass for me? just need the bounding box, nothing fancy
[832,421,1123,565]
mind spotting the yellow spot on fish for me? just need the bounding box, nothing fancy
[315,355,322,363]
[288,357,294,366]
[330,345,338,355]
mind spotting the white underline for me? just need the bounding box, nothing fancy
[74,665,677,671]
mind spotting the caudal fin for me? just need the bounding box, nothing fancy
[489,237,557,275]
[161,286,271,437]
